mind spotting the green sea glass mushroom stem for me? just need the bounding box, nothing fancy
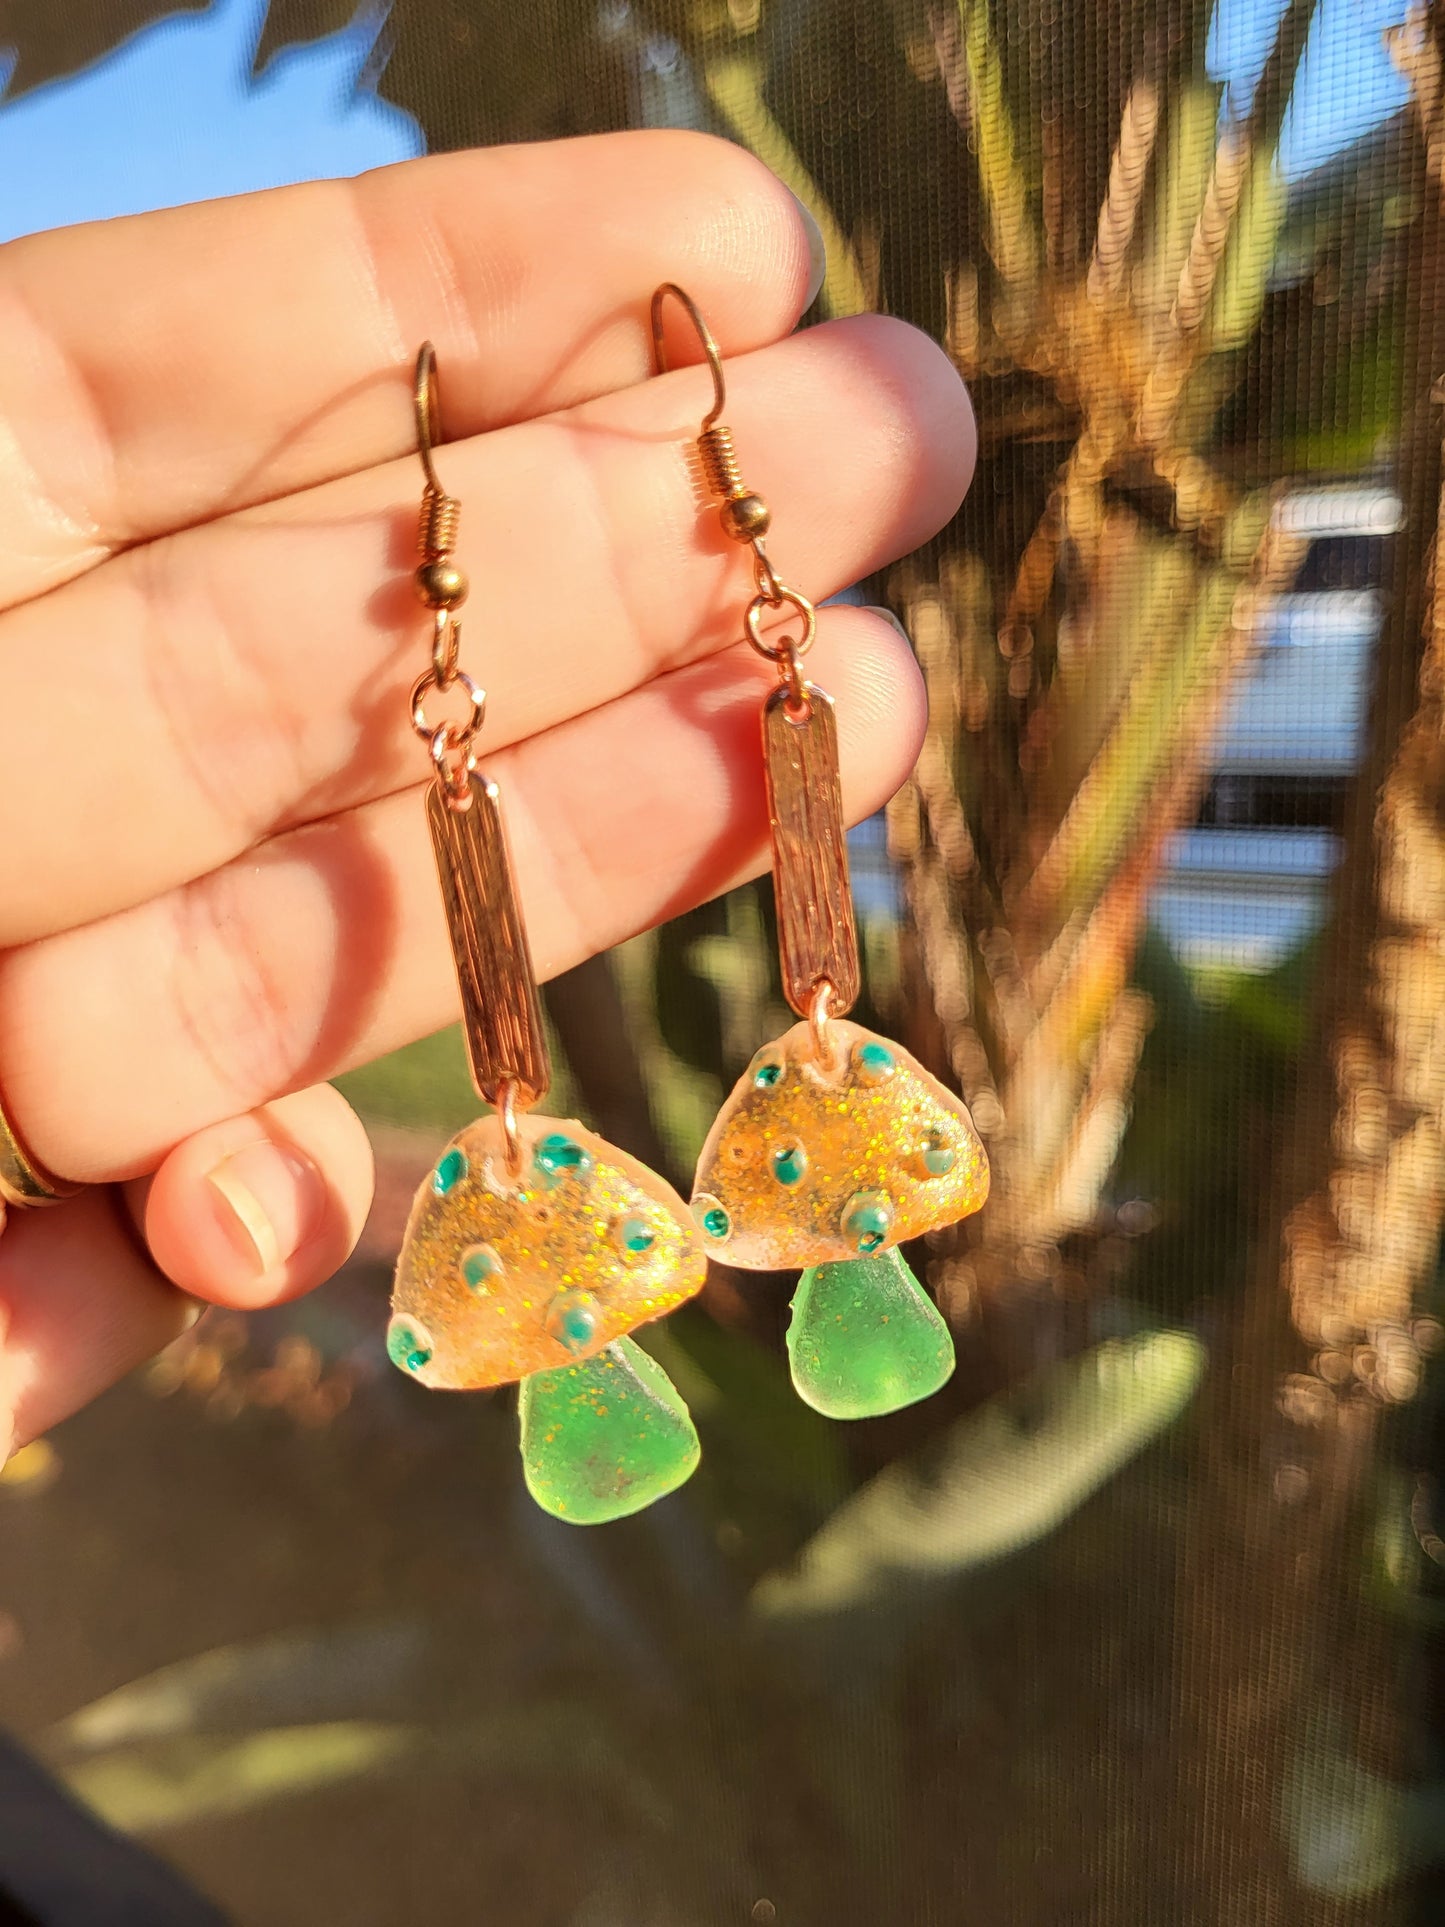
[787,1247,955,1420]
[519,1336,701,1524]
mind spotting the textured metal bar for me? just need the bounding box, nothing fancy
[427,777,551,1104]
[762,682,860,1016]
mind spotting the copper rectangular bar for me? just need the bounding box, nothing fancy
[762,682,861,1016]
[427,776,551,1104]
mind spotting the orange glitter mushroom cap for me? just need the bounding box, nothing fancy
[691,1018,989,1270]
[390,1114,706,1390]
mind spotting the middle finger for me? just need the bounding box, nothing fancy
[0,316,972,946]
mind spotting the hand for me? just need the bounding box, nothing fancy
[0,131,974,1454]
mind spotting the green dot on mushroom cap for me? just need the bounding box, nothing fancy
[694,1196,731,1241]
[533,1133,593,1186]
[619,1215,656,1255]
[855,1041,896,1082]
[460,1243,502,1292]
[546,1291,601,1354]
[752,1059,784,1089]
[432,1147,468,1195]
[771,1143,809,1187]
[386,1317,433,1375]
[922,1135,957,1177]
[842,1192,894,1254]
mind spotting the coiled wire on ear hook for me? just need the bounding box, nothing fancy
[649,283,814,704]
[650,284,774,549]
[410,342,469,688]
[414,342,462,559]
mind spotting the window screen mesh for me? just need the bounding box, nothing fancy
[3,3,1443,1923]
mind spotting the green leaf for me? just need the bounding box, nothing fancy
[702,54,870,319]
[753,1330,1206,1621]
[1284,1713,1445,1897]
[57,1702,676,1835]
[332,1026,478,1135]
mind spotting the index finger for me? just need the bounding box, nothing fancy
[0,130,818,607]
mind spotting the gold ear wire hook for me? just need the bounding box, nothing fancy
[410,341,467,683]
[650,282,726,425]
[650,282,773,547]
[414,341,445,496]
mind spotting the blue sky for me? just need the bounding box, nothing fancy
[1208,0,1410,179]
[0,0,1418,236]
[0,0,421,243]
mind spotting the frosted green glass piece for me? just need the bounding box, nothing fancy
[787,1248,955,1420]
[519,1336,701,1525]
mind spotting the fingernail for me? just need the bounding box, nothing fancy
[865,604,914,647]
[206,1142,321,1278]
[785,187,827,311]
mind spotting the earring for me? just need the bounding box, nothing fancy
[651,285,990,1420]
[387,344,707,1524]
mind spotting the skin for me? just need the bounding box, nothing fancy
[0,130,976,1457]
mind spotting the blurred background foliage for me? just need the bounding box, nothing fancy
[4,1,1445,1922]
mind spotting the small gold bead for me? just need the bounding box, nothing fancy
[415,559,469,609]
[720,492,771,541]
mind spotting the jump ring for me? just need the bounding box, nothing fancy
[745,585,816,661]
[496,1078,524,1180]
[432,608,462,685]
[411,667,485,746]
[430,720,476,795]
[780,647,811,719]
[806,977,836,1067]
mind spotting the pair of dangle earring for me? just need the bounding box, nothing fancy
[387,296,990,1526]
[653,284,991,1418]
